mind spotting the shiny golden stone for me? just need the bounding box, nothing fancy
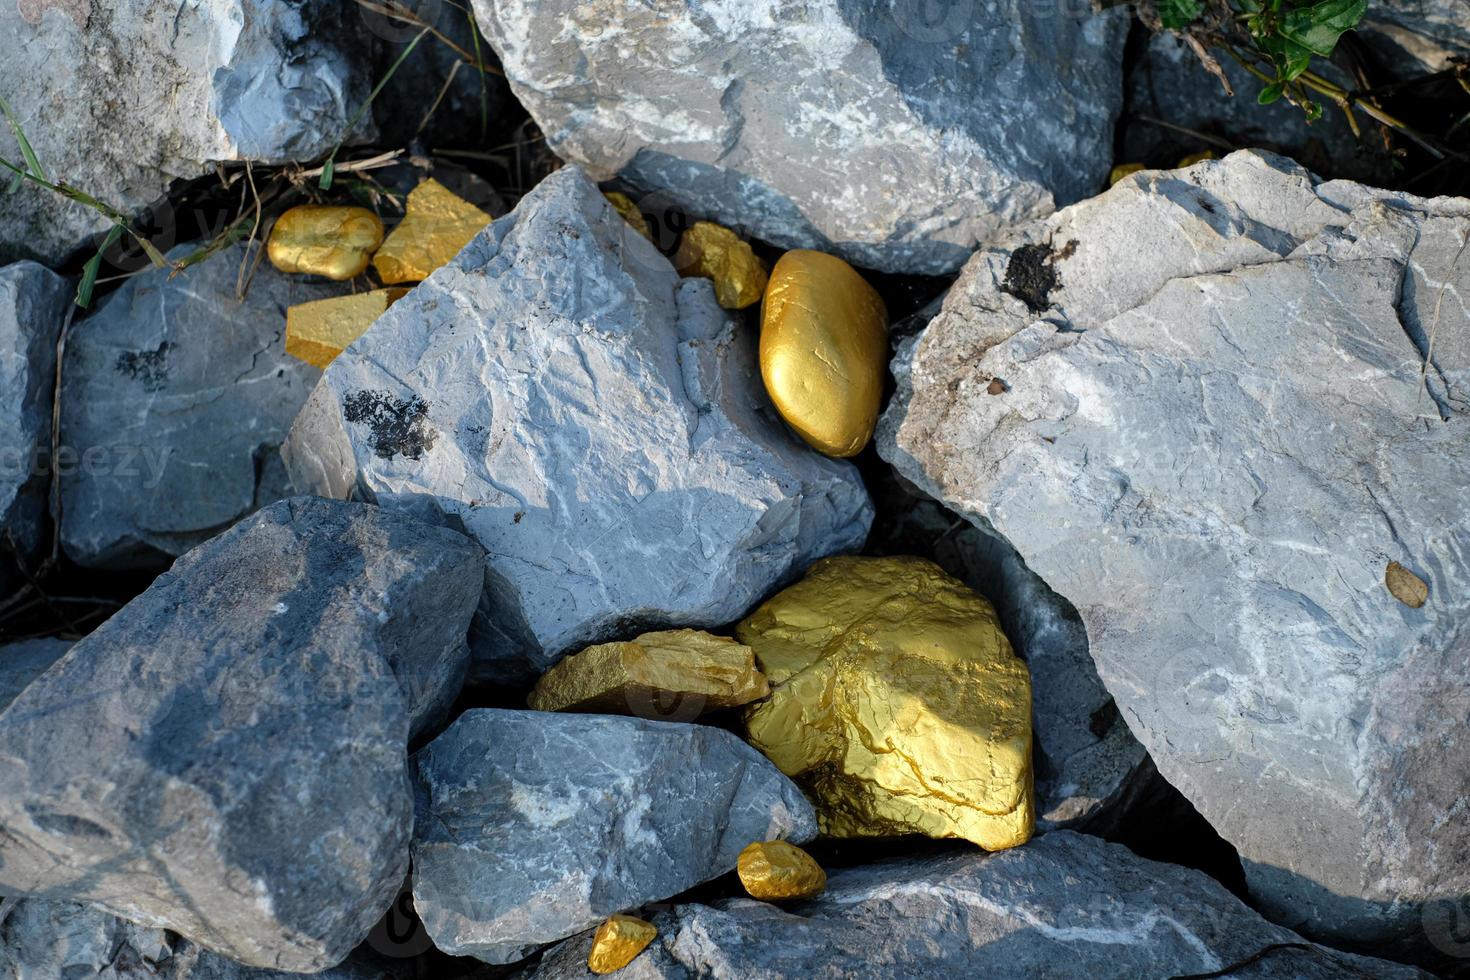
[373,178,494,284]
[587,914,657,974]
[736,840,827,900]
[604,191,654,242]
[673,221,769,310]
[1177,150,1219,168]
[739,555,1034,851]
[1109,162,1146,185]
[528,629,769,717]
[267,205,384,280]
[759,250,888,458]
[285,288,409,369]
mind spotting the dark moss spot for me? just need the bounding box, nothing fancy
[115,341,172,392]
[1002,243,1059,314]
[343,390,438,461]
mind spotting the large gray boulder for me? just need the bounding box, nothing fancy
[1360,0,1470,73]
[0,262,69,595]
[0,496,482,972]
[0,638,71,715]
[411,708,818,964]
[60,241,340,570]
[879,150,1470,956]
[283,166,871,682]
[469,0,1127,275]
[0,1,368,265]
[522,831,1430,979]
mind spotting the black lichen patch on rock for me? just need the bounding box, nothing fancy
[1002,244,1059,314]
[115,342,172,392]
[344,390,438,461]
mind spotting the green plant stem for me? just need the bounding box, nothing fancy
[0,154,171,268]
[319,26,430,190]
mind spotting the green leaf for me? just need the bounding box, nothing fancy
[1279,0,1367,57]
[318,157,335,191]
[1258,82,1286,105]
[77,224,126,309]
[0,92,47,185]
[1159,0,1205,29]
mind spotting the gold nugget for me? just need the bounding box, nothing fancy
[267,206,384,280]
[528,629,769,717]
[759,250,887,457]
[604,191,654,242]
[285,288,409,369]
[587,914,656,974]
[374,179,494,284]
[1109,162,1146,185]
[740,555,1034,851]
[674,221,768,310]
[737,840,826,900]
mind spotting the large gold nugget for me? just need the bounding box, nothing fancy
[673,221,768,310]
[759,250,887,458]
[285,288,409,369]
[373,178,494,284]
[528,629,769,717]
[736,840,826,900]
[587,915,657,974]
[267,206,384,280]
[739,555,1034,851]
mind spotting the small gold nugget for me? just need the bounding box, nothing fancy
[587,914,656,974]
[374,179,494,284]
[736,840,827,900]
[674,220,768,310]
[267,206,384,280]
[285,288,409,369]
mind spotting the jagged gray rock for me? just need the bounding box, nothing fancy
[879,150,1470,956]
[0,1,368,265]
[283,166,871,681]
[411,708,818,964]
[470,0,1127,275]
[0,638,71,715]
[0,262,69,594]
[522,831,1430,979]
[60,241,341,570]
[1360,0,1470,73]
[0,496,482,972]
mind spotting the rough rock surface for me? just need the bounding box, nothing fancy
[60,242,341,570]
[470,0,1127,275]
[0,263,69,594]
[1360,0,1470,73]
[879,150,1470,954]
[523,831,1430,979]
[0,1,368,265]
[0,496,483,971]
[411,708,818,964]
[284,166,871,681]
[0,638,71,715]
[869,476,1149,832]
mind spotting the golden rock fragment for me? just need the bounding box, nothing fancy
[587,914,657,974]
[759,250,888,458]
[267,205,384,280]
[373,178,494,284]
[604,191,654,242]
[285,288,409,369]
[673,221,769,310]
[739,555,1034,851]
[1177,150,1219,168]
[528,629,769,717]
[1109,162,1146,185]
[1386,561,1429,608]
[736,840,827,900]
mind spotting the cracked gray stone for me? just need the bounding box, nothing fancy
[0,262,70,596]
[0,1,369,265]
[470,0,1127,275]
[0,496,482,972]
[0,638,71,716]
[411,708,818,965]
[283,166,872,682]
[60,241,342,570]
[1360,0,1470,73]
[522,831,1430,980]
[879,150,1470,957]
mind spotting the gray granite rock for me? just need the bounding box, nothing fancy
[470,0,1127,275]
[0,496,482,971]
[0,639,71,715]
[411,708,818,964]
[0,1,369,265]
[879,150,1470,956]
[0,263,69,595]
[1360,0,1470,73]
[523,831,1430,980]
[283,166,871,682]
[60,241,341,570]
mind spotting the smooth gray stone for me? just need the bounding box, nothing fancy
[469,0,1127,275]
[879,150,1470,956]
[283,166,871,682]
[1360,0,1470,73]
[0,639,71,715]
[59,242,340,570]
[0,1,368,266]
[0,262,69,595]
[411,708,818,964]
[523,832,1430,980]
[0,496,482,972]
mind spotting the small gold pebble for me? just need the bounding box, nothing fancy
[673,220,769,310]
[736,840,827,901]
[374,179,494,284]
[285,288,410,369]
[1109,162,1146,185]
[604,191,654,242]
[587,914,657,974]
[267,206,384,280]
[1385,561,1429,608]
[1177,150,1219,168]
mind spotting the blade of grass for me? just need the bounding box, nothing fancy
[319,26,430,190]
[77,224,126,309]
[0,93,48,185]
